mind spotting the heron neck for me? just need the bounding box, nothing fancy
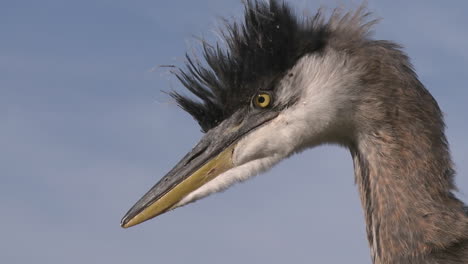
[351,127,468,263]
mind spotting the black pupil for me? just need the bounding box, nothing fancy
[258,96,266,104]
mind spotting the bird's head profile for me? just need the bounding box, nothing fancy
[120,0,440,228]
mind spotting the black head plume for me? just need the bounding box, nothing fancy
[171,0,328,132]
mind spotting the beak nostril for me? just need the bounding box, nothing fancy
[185,146,208,166]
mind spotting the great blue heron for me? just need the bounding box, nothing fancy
[121,1,468,263]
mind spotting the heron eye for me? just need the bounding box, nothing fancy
[253,93,272,108]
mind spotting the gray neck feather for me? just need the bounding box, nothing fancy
[348,44,468,263]
[352,134,468,263]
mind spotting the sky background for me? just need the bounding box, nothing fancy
[2,0,467,263]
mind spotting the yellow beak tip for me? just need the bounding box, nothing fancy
[121,144,236,229]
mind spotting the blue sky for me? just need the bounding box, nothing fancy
[2,1,467,263]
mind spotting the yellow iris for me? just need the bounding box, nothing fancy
[254,93,271,108]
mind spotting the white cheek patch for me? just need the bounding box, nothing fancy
[274,51,361,145]
[234,115,297,165]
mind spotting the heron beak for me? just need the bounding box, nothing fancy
[121,110,278,228]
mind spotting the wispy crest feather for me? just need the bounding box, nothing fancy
[171,0,374,132]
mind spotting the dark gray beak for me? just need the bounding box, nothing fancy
[121,110,278,228]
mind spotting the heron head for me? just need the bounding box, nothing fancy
[121,0,370,228]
